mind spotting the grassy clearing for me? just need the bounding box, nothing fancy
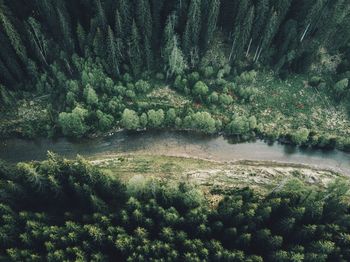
[247,72,350,139]
[89,154,343,201]
[0,100,50,138]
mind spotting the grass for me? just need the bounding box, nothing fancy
[243,72,350,140]
[89,154,343,199]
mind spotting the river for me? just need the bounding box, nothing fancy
[0,130,349,175]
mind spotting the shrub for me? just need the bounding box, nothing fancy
[58,106,89,137]
[121,109,140,130]
[147,109,165,128]
[291,128,310,145]
[135,80,151,93]
[334,78,349,97]
[193,81,209,97]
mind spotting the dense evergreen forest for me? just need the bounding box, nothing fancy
[0,155,349,261]
[0,0,350,146]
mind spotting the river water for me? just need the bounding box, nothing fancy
[0,130,349,175]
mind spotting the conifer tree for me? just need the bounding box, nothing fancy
[0,31,24,80]
[136,0,153,70]
[114,8,124,51]
[183,0,202,56]
[95,0,107,31]
[26,17,50,66]
[106,26,121,77]
[229,0,252,62]
[0,0,27,63]
[255,10,278,62]
[76,23,86,55]
[57,7,74,53]
[118,0,131,41]
[93,27,106,59]
[251,0,269,57]
[128,20,142,76]
[204,0,220,48]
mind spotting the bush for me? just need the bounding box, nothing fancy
[226,116,250,135]
[309,76,323,87]
[193,81,209,98]
[334,78,349,97]
[96,110,114,131]
[121,109,140,130]
[135,80,151,93]
[291,128,310,145]
[147,109,165,128]
[219,94,233,105]
[203,66,214,78]
[58,106,89,137]
[237,70,257,83]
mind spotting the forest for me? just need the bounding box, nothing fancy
[1,1,350,261]
[0,155,350,261]
[0,0,349,149]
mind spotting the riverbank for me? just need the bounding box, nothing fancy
[1,130,350,175]
[1,72,350,151]
[89,154,344,205]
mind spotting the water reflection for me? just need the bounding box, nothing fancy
[0,130,349,175]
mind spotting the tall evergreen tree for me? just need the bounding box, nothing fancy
[136,0,153,70]
[128,20,142,76]
[0,0,27,63]
[106,26,121,77]
[95,0,107,31]
[76,23,86,55]
[183,0,202,57]
[204,0,220,48]
[118,0,131,42]
[163,14,187,77]
[26,17,50,67]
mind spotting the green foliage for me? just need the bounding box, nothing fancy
[193,81,209,98]
[334,78,349,97]
[291,128,310,145]
[226,116,251,135]
[147,109,165,128]
[185,112,217,134]
[96,110,114,132]
[121,109,140,130]
[1,157,350,261]
[58,106,88,137]
[84,85,99,106]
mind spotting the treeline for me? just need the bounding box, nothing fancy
[0,155,350,261]
[1,0,350,91]
[1,0,350,142]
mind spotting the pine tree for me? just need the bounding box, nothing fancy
[93,27,106,59]
[183,0,202,56]
[256,10,278,62]
[35,0,58,36]
[106,26,120,77]
[136,0,153,70]
[128,21,142,76]
[0,31,24,80]
[151,0,165,52]
[118,0,131,41]
[251,0,269,57]
[114,8,124,51]
[228,0,252,62]
[0,0,27,63]
[168,36,187,77]
[95,0,107,31]
[76,23,86,55]
[163,15,187,77]
[26,17,49,66]
[57,7,74,53]
[204,0,220,47]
